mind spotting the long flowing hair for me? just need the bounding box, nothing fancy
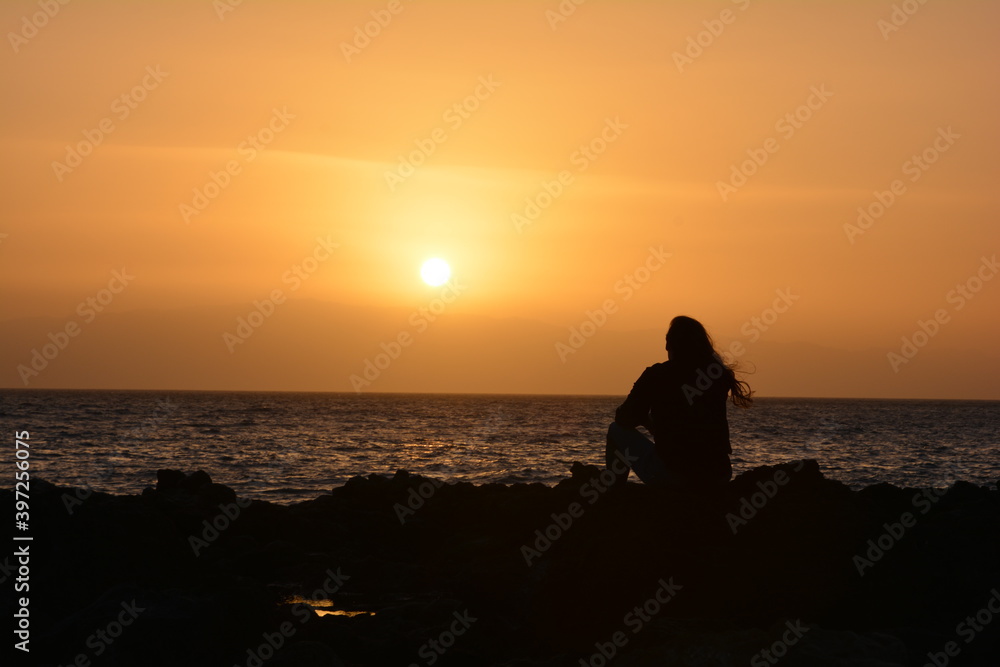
[666,315,753,408]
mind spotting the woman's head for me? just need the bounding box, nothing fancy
[666,315,754,408]
[665,315,716,362]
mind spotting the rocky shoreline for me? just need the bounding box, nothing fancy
[10,462,1000,666]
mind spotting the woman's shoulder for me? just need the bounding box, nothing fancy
[641,360,681,382]
[648,358,732,383]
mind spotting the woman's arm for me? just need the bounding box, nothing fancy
[614,366,654,429]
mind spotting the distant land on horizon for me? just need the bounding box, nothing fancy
[2,299,996,400]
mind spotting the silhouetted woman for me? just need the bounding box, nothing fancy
[606,315,752,487]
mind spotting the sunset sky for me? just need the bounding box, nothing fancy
[2,0,998,398]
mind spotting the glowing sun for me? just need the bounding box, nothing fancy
[420,258,451,287]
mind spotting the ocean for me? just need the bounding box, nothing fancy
[4,390,998,504]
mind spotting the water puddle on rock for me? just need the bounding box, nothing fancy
[283,596,375,618]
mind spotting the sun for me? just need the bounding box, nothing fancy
[420,258,451,287]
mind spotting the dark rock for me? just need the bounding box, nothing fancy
[187,469,214,489]
[569,461,601,480]
[269,641,346,667]
[156,468,186,491]
[14,464,1000,666]
[201,481,238,506]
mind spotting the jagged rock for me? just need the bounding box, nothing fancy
[12,464,1000,666]
[269,641,346,667]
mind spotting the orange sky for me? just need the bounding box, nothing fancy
[1,0,998,398]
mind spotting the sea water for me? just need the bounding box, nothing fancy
[4,389,998,504]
